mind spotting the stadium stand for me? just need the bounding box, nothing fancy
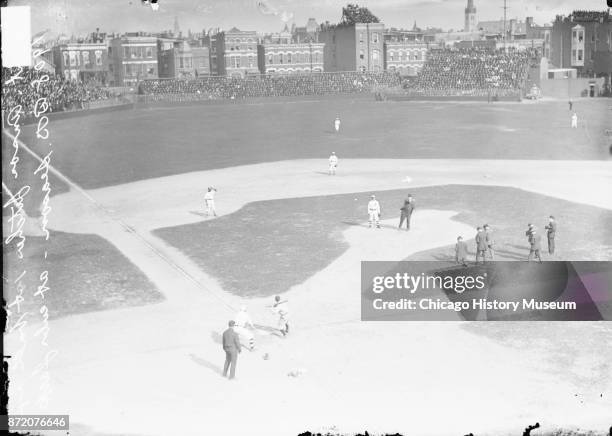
[137,71,401,101]
[2,67,113,118]
[401,48,533,98]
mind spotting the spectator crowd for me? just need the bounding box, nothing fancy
[403,48,532,96]
[2,67,113,120]
[138,71,401,100]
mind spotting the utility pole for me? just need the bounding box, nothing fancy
[502,0,508,51]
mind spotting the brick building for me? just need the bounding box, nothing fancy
[210,27,259,77]
[259,26,324,74]
[384,42,428,76]
[258,43,324,74]
[550,10,612,79]
[109,33,158,86]
[319,22,385,72]
[53,40,109,82]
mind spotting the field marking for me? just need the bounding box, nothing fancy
[2,129,238,312]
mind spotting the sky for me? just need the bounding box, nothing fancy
[7,0,609,37]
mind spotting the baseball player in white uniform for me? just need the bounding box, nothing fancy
[271,296,289,336]
[328,152,338,175]
[368,195,381,229]
[571,112,578,129]
[234,305,255,350]
[204,186,217,217]
[334,116,341,133]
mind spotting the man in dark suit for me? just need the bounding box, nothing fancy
[525,223,534,241]
[527,229,543,263]
[545,215,557,255]
[398,194,415,230]
[222,320,241,380]
[455,236,468,267]
[475,227,488,265]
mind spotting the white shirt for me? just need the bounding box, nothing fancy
[273,301,289,318]
[368,200,380,213]
[204,190,216,201]
[329,155,338,165]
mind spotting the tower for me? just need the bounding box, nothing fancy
[173,16,180,36]
[464,0,477,32]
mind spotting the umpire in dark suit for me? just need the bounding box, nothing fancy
[527,229,543,263]
[399,194,415,230]
[545,215,557,255]
[222,320,241,379]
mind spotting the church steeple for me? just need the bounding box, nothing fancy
[464,0,477,32]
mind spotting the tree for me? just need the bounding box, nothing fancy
[340,3,380,25]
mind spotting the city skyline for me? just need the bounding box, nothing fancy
[7,0,608,38]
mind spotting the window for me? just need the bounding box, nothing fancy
[248,56,254,67]
[279,53,283,64]
[389,52,394,62]
[146,47,153,58]
[82,51,90,67]
[268,54,273,64]
[578,49,583,61]
[63,51,70,66]
[372,49,379,62]
[179,57,184,68]
[359,49,364,60]
[235,56,240,68]
[123,46,129,58]
[95,50,102,66]
[572,49,576,60]
[572,30,577,40]
[578,31,583,42]
[287,53,292,63]
[373,32,379,43]
[69,51,76,66]
[359,32,364,43]
[402,51,407,61]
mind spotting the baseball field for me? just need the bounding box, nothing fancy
[3,96,612,436]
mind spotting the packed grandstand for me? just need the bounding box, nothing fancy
[137,71,401,100]
[1,47,537,118]
[1,67,113,118]
[402,48,533,97]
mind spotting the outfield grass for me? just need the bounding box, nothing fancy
[3,231,162,319]
[17,98,611,190]
[154,185,612,297]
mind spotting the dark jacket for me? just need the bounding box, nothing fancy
[222,328,241,352]
[400,199,415,214]
[455,241,468,259]
[529,233,541,250]
[545,221,557,237]
[475,231,488,250]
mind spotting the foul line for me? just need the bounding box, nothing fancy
[1,129,237,313]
